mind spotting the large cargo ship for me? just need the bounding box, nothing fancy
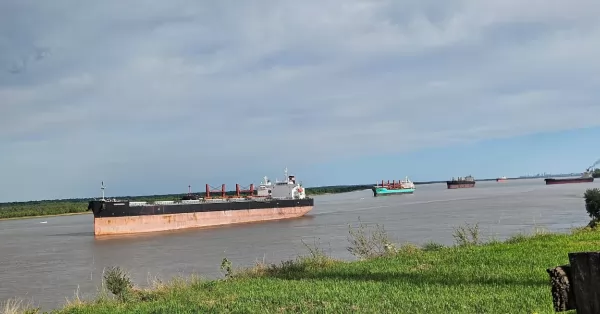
[372,177,415,197]
[544,169,594,185]
[87,169,314,235]
[496,176,507,182]
[446,175,476,189]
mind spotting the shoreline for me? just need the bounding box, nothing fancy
[0,211,91,221]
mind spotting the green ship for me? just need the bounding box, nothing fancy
[372,177,416,197]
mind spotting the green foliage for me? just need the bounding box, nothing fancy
[346,218,396,259]
[220,257,233,279]
[305,185,371,195]
[51,229,600,314]
[217,238,336,281]
[504,233,529,244]
[592,168,600,178]
[103,267,133,302]
[452,222,481,246]
[584,188,600,222]
[422,241,445,251]
[0,201,90,219]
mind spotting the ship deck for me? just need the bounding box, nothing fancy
[113,197,304,207]
[89,197,315,218]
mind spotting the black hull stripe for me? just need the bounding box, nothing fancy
[88,198,314,218]
[544,178,593,182]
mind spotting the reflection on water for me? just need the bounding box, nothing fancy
[0,178,596,311]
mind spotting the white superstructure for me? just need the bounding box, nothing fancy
[399,176,415,189]
[256,168,307,199]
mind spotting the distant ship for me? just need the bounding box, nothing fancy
[372,177,415,197]
[544,169,594,185]
[87,168,314,235]
[447,175,476,189]
[496,176,507,182]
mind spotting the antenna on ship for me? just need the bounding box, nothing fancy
[101,181,105,201]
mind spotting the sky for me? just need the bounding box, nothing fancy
[1,0,600,202]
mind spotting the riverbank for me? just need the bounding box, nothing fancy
[9,223,596,314]
[0,201,90,220]
[0,211,90,221]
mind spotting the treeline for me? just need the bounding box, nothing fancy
[0,201,89,219]
[305,185,371,195]
[127,184,373,198]
[0,185,373,219]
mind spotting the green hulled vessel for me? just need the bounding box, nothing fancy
[372,177,416,197]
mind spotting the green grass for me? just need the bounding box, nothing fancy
[17,226,595,314]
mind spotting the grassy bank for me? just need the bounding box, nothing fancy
[0,185,370,220]
[7,222,598,314]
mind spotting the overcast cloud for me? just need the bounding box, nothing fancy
[1,0,600,201]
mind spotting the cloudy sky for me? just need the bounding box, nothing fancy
[2,0,600,201]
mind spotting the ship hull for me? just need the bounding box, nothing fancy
[496,179,507,182]
[88,198,313,235]
[446,182,476,189]
[544,177,594,185]
[372,187,415,197]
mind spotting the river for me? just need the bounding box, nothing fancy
[0,178,596,311]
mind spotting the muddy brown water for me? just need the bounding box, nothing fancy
[0,178,595,311]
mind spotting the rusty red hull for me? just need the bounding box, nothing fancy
[93,205,313,235]
[88,198,314,235]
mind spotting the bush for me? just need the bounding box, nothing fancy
[452,223,480,246]
[219,238,336,280]
[347,218,396,259]
[422,241,445,251]
[103,267,133,302]
[584,188,600,223]
[220,257,233,278]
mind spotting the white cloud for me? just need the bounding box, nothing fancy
[1,0,600,201]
